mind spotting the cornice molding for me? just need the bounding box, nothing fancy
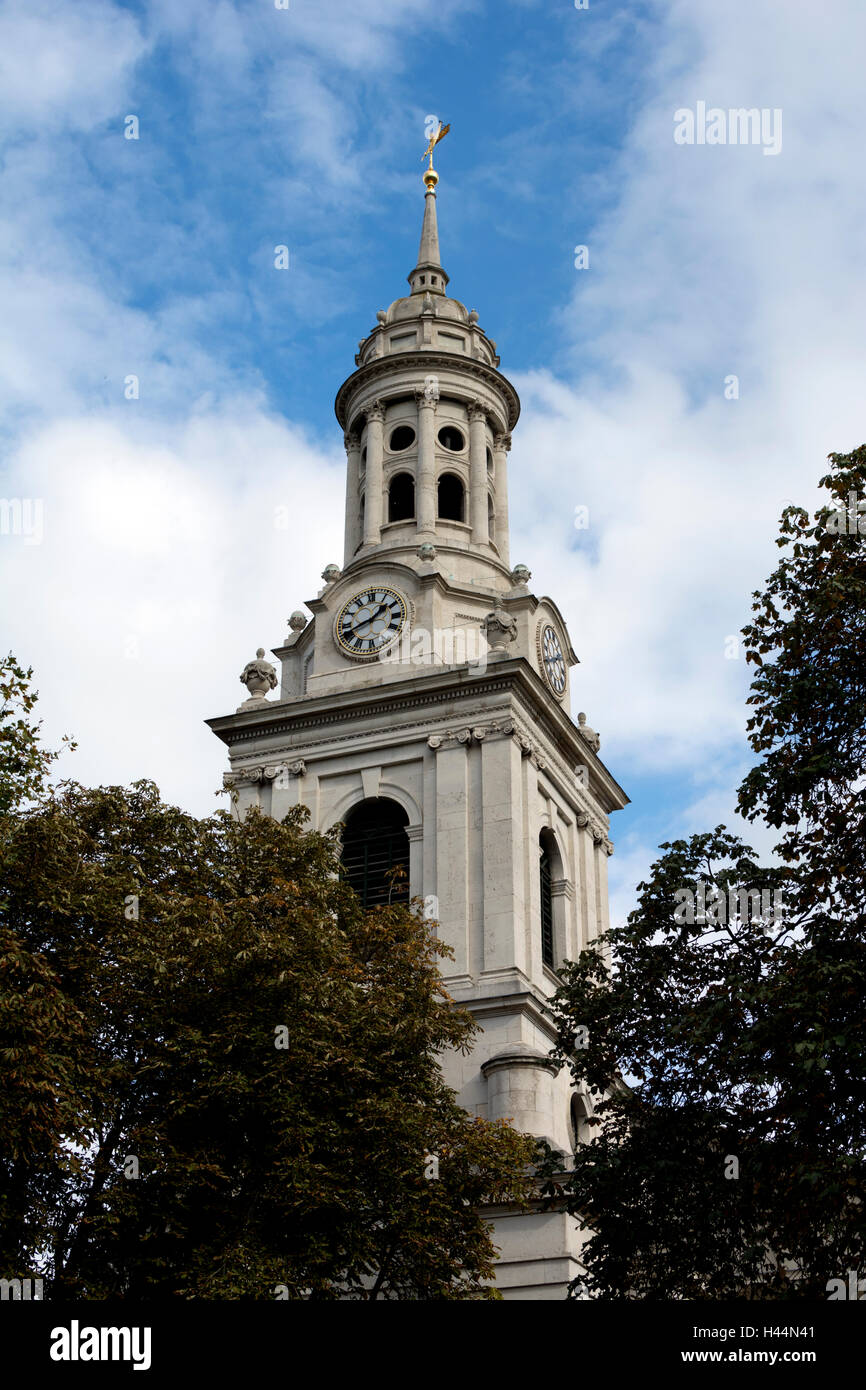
[206,658,628,816]
[334,351,521,432]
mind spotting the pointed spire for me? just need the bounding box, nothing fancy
[408,166,449,297]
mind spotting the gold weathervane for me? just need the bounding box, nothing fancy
[422,120,450,174]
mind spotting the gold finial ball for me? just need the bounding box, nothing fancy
[423,167,439,191]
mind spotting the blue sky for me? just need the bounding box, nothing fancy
[2,0,865,926]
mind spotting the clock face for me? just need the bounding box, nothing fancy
[335,586,407,658]
[541,624,567,696]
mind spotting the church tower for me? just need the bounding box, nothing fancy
[207,148,628,1299]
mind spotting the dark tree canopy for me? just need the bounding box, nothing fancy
[0,669,536,1300]
[548,446,866,1299]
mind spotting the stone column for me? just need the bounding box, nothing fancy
[416,393,437,536]
[468,402,489,546]
[493,431,511,565]
[481,1047,560,1140]
[363,401,385,546]
[343,431,361,566]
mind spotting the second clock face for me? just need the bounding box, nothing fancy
[335,586,407,657]
[541,624,567,696]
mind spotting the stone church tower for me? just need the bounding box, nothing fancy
[207,155,628,1299]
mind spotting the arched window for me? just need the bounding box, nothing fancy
[488,494,495,545]
[570,1092,591,1149]
[388,471,415,523]
[539,834,554,967]
[341,798,410,908]
[437,472,465,522]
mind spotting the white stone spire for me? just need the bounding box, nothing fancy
[408,166,449,297]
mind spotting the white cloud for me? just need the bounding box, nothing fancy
[1,411,342,814]
[0,0,147,130]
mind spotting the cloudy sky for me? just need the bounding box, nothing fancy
[1,0,864,925]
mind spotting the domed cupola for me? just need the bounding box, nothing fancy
[334,136,520,577]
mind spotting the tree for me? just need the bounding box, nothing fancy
[0,656,86,1270]
[0,653,72,813]
[0,672,536,1300]
[547,446,866,1298]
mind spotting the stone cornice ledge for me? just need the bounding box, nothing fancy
[206,658,628,813]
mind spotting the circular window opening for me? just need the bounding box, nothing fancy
[438,425,465,452]
[389,425,416,452]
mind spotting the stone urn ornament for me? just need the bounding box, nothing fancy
[239,648,277,706]
[417,541,437,562]
[511,564,531,588]
[482,606,518,652]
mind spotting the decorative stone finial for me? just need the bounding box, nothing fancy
[376,310,387,324]
[288,611,307,632]
[321,563,341,584]
[422,291,434,315]
[482,606,518,652]
[468,309,479,324]
[511,564,531,587]
[417,541,437,562]
[577,712,601,751]
[239,648,277,704]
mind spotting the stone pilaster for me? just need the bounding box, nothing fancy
[429,733,470,977]
[493,431,511,564]
[416,392,437,536]
[363,402,385,546]
[469,402,489,546]
[343,431,362,565]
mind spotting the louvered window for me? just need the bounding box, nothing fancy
[540,842,554,967]
[341,799,410,908]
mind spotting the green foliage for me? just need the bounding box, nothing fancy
[549,447,866,1299]
[0,654,73,814]
[0,674,536,1299]
[738,445,866,923]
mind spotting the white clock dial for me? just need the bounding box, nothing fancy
[335,586,407,658]
[541,624,567,696]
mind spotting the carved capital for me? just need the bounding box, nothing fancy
[494,432,512,453]
[344,431,361,453]
[468,400,487,424]
[366,400,385,424]
[225,765,262,788]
